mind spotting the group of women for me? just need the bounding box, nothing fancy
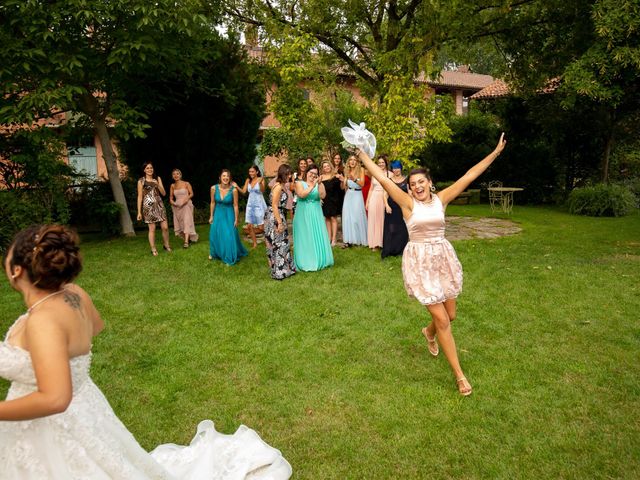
[135,154,408,277]
[0,127,507,478]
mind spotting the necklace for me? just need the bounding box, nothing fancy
[27,289,65,314]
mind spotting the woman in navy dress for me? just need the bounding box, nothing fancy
[209,169,248,265]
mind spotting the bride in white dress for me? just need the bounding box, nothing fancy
[0,225,292,479]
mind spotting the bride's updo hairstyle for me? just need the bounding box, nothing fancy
[9,225,82,290]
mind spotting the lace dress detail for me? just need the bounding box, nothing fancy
[0,315,292,480]
[402,196,463,305]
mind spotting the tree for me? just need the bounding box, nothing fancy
[479,0,640,183]
[120,37,266,203]
[0,0,219,234]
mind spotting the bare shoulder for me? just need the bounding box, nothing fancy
[62,284,87,310]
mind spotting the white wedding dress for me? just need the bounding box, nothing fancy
[0,314,292,480]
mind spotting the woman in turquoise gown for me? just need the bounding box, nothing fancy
[293,164,334,271]
[209,169,248,265]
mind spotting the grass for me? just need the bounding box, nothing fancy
[1,205,639,479]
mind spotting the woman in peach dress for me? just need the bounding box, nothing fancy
[170,169,198,248]
[365,155,390,250]
[349,125,506,396]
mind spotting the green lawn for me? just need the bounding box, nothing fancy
[1,205,639,479]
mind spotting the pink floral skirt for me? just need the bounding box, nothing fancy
[402,239,463,305]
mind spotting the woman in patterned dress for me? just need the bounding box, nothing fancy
[263,164,296,280]
[137,162,171,256]
[354,133,507,396]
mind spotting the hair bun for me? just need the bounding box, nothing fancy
[10,224,83,290]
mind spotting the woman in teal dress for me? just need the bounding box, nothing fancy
[293,164,334,271]
[209,169,248,265]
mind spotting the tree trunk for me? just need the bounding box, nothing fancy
[94,118,135,236]
[601,108,616,185]
[78,91,135,235]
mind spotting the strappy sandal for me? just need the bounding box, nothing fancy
[183,242,189,248]
[422,328,439,356]
[151,248,158,256]
[456,377,473,397]
[163,245,173,252]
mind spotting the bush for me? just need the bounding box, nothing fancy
[0,189,71,254]
[68,179,138,235]
[567,184,637,217]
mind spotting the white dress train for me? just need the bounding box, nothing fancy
[0,314,292,480]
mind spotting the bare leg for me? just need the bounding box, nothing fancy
[325,217,332,243]
[183,232,189,247]
[160,220,171,250]
[248,224,257,248]
[331,216,338,245]
[148,224,157,254]
[426,301,471,395]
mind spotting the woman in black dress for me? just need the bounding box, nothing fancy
[319,160,344,247]
[381,160,409,258]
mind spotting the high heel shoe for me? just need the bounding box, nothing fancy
[151,248,158,256]
[456,377,473,397]
[421,328,439,356]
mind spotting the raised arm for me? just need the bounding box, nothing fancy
[236,179,249,195]
[156,177,166,196]
[439,133,506,206]
[295,179,316,198]
[355,150,412,215]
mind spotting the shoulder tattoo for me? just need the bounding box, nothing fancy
[64,291,82,309]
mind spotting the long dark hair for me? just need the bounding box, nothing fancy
[249,164,262,177]
[141,162,157,180]
[276,164,292,184]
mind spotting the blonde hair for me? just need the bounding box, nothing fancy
[320,160,335,178]
[344,155,362,180]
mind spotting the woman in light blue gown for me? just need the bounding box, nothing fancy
[209,169,248,265]
[293,164,334,271]
[341,155,368,247]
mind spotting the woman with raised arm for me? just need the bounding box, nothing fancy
[0,225,292,478]
[293,163,334,271]
[137,162,171,255]
[319,159,344,247]
[169,168,198,248]
[349,125,506,396]
[340,155,368,248]
[366,155,390,250]
[236,165,267,249]
[209,169,248,265]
